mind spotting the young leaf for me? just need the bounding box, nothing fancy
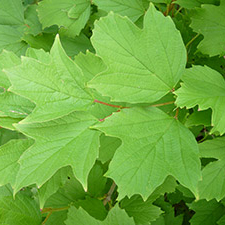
[13,111,100,194]
[89,4,186,103]
[65,204,135,225]
[175,65,225,135]
[5,35,93,122]
[93,107,201,200]
[190,1,225,56]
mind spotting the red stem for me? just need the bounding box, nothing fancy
[94,99,128,109]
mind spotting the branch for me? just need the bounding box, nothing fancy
[103,182,117,206]
[41,206,69,224]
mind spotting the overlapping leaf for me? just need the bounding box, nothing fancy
[93,107,201,199]
[37,0,91,37]
[65,205,135,225]
[13,111,100,193]
[190,1,225,56]
[176,0,219,9]
[0,50,35,118]
[0,185,42,225]
[0,139,33,187]
[190,199,225,225]
[89,4,186,103]
[5,35,93,122]
[198,137,225,201]
[175,65,225,135]
[93,0,148,22]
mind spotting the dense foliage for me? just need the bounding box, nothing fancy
[0,0,225,224]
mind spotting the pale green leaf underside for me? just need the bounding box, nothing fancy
[93,107,201,200]
[65,205,135,225]
[13,111,100,193]
[93,0,147,22]
[175,65,225,135]
[38,0,91,37]
[190,1,225,56]
[89,4,186,104]
[198,137,225,201]
[5,35,93,122]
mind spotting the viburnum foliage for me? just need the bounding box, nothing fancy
[0,0,225,224]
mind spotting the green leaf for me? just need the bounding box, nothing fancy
[151,0,172,3]
[190,199,225,225]
[175,65,225,135]
[120,195,162,224]
[190,1,225,56]
[0,128,25,146]
[175,0,219,9]
[45,211,67,225]
[197,137,225,201]
[0,113,21,130]
[0,50,20,89]
[0,185,42,225]
[185,109,211,127]
[0,0,24,25]
[5,35,93,122]
[75,51,107,82]
[87,161,107,197]
[13,111,100,193]
[218,215,225,225]
[151,211,183,225]
[147,176,177,203]
[0,25,27,56]
[0,91,35,118]
[60,33,94,59]
[39,167,71,208]
[0,139,33,187]
[78,196,108,220]
[65,204,135,225]
[24,5,42,36]
[93,107,201,199]
[98,134,122,164]
[22,33,55,52]
[37,0,91,37]
[88,4,186,104]
[93,0,148,22]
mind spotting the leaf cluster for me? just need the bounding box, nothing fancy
[0,0,225,224]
